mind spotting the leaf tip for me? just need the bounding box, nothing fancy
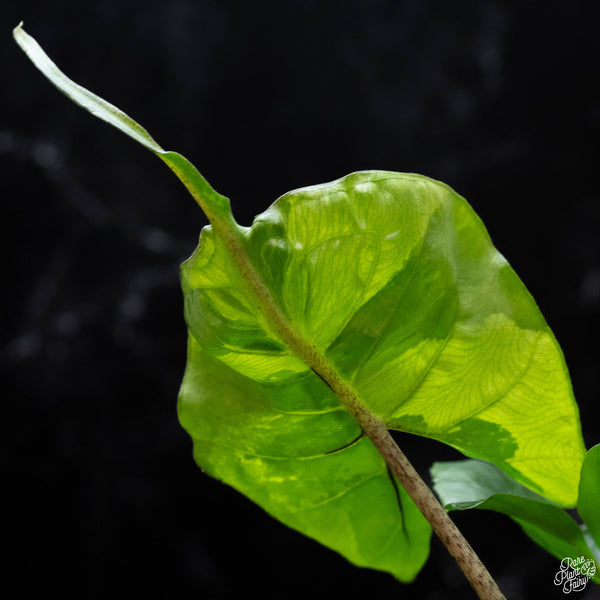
[13,21,25,38]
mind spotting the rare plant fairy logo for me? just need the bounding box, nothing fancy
[554,556,597,593]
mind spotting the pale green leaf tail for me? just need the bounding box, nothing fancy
[13,23,234,228]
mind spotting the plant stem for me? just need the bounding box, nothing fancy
[356,408,507,600]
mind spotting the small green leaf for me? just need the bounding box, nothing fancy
[431,459,599,582]
[578,444,600,550]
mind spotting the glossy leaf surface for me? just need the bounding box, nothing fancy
[15,24,586,581]
[431,459,599,582]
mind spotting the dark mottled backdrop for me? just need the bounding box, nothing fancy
[2,1,599,599]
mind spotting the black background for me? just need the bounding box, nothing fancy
[2,1,600,599]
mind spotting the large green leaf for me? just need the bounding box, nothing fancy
[188,170,583,504]
[431,459,599,582]
[15,23,586,581]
